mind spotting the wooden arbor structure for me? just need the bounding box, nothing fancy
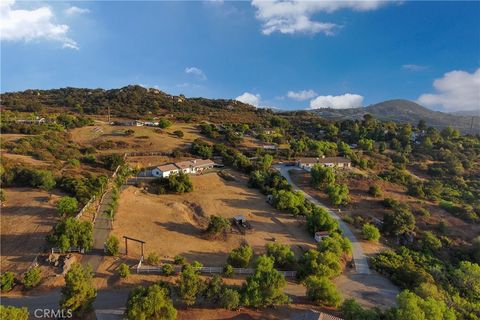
[123,236,145,258]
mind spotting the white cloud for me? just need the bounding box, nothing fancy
[65,6,90,15]
[235,92,261,107]
[287,89,317,101]
[402,64,428,72]
[418,68,480,112]
[185,67,207,80]
[251,0,390,35]
[309,93,364,109]
[0,0,78,49]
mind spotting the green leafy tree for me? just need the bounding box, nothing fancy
[453,261,480,302]
[223,264,234,277]
[273,190,304,215]
[383,206,416,236]
[125,284,177,320]
[266,243,295,268]
[220,288,241,310]
[311,165,335,189]
[326,183,349,205]
[341,299,380,320]
[32,170,56,191]
[105,235,119,256]
[22,267,41,289]
[162,264,174,276]
[60,263,96,316]
[49,218,93,252]
[174,255,186,265]
[1,272,15,291]
[419,231,442,252]
[56,196,78,216]
[228,244,253,268]
[102,154,125,171]
[362,224,380,242]
[304,275,342,307]
[177,264,203,306]
[306,206,338,235]
[158,118,172,129]
[203,275,223,303]
[393,290,456,320]
[242,255,288,307]
[0,305,29,320]
[205,215,231,239]
[368,185,382,197]
[258,154,273,171]
[118,263,130,278]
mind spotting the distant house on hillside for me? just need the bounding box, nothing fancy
[296,156,351,171]
[151,159,215,178]
[262,144,277,150]
[15,117,45,125]
[115,120,144,126]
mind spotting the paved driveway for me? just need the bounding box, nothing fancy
[274,165,370,274]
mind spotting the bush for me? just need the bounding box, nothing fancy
[305,275,342,307]
[48,218,93,252]
[105,235,119,256]
[158,118,172,129]
[151,172,193,194]
[306,206,338,235]
[326,183,349,205]
[60,263,96,316]
[56,196,78,216]
[204,275,223,303]
[173,130,184,138]
[162,264,174,276]
[383,206,416,236]
[101,154,125,171]
[368,185,382,197]
[174,255,186,265]
[177,264,203,306]
[362,224,380,242]
[146,252,160,265]
[22,267,41,289]
[0,305,29,320]
[341,299,380,320]
[223,264,234,277]
[125,284,176,320]
[205,215,231,239]
[228,244,253,268]
[220,288,241,310]
[266,243,295,268]
[1,272,15,291]
[118,263,130,278]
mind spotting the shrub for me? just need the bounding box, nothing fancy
[22,267,41,289]
[223,264,234,277]
[203,275,223,303]
[220,288,241,310]
[105,235,119,256]
[205,215,231,239]
[125,284,176,320]
[174,255,186,265]
[266,243,295,268]
[158,119,172,129]
[228,244,253,268]
[60,263,96,316]
[173,130,184,138]
[1,271,15,291]
[177,264,203,306]
[56,196,78,217]
[362,224,380,242]
[306,206,338,235]
[0,305,29,320]
[326,183,349,205]
[162,264,174,276]
[368,185,382,197]
[305,275,342,307]
[150,172,193,194]
[48,218,93,252]
[146,252,160,265]
[118,263,130,278]
[341,299,380,320]
[383,206,416,236]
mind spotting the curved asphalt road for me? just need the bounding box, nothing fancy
[274,165,370,274]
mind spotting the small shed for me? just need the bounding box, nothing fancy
[314,231,330,243]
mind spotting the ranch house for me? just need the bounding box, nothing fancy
[151,159,215,178]
[296,156,351,171]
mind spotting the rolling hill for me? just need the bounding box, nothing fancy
[310,99,480,134]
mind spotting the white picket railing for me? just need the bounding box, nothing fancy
[136,264,296,277]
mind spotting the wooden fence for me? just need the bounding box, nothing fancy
[136,264,297,278]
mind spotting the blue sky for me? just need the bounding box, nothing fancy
[1,1,479,112]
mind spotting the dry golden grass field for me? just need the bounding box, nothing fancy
[70,123,203,154]
[0,188,63,273]
[110,171,315,266]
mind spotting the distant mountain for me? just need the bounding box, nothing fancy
[310,99,480,134]
[450,110,480,117]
